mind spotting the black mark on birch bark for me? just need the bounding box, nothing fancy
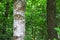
[14,14,24,20]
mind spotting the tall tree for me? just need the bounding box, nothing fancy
[13,0,25,40]
[2,1,9,34]
[47,0,58,40]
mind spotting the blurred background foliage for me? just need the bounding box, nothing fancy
[0,0,13,40]
[25,0,47,40]
[25,0,60,40]
[0,0,60,40]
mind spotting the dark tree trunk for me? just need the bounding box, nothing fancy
[2,1,9,34]
[4,1,9,17]
[47,0,58,40]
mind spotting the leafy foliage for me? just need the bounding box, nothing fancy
[0,0,13,40]
[25,0,47,40]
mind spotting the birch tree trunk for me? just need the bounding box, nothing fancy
[13,0,25,40]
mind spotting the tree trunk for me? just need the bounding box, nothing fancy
[13,0,25,40]
[2,1,9,34]
[4,1,9,17]
[47,0,58,40]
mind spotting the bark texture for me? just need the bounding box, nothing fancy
[47,0,58,40]
[13,0,25,40]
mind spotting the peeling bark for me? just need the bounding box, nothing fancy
[13,0,25,40]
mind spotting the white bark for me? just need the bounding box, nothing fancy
[13,0,25,40]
